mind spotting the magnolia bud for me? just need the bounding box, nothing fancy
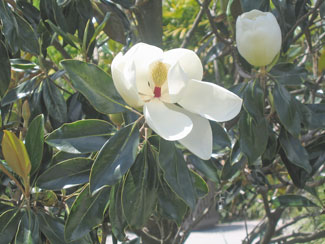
[236,9,282,67]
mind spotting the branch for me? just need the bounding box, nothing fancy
[272,229,325,244]
[283,0,325,45]
[181,0,211,48]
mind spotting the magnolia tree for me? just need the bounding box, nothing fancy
[0,0,324,244]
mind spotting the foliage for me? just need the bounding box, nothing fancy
[0,0,324,244]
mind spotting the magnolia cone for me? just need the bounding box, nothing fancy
[236,9,282,67]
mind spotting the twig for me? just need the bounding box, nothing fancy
[271,229,325,243]
[181,0,211,48]
[283,0,325,45]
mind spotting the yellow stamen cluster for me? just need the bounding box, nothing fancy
[151,61,168,87]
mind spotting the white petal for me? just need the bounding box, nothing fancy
[111,53,144,107]
[125,43,164,96]
[178,79,243,122]
[168,104,212,160]
[160,62,188,103]
[144,99,193,141]
[162,48,203,81]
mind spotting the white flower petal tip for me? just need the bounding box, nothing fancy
[144,99,193,141]
[169,105,213,160]
[236,9,282,67]
[178,79,243,122]
[163,48,203,81]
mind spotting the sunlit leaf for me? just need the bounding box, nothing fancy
[2,130,31,180]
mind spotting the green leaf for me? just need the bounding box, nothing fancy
[159,139,197,209]
[51,150,89,165]
[38,211,93,244]
[65,185,110,242]
[15,210,39,244]
[272,83,301,137]
[88,12,110,47]
[36,158,93,190]
[221,158,243,181]
[0,40,11,97]
[299,103,325,130]
[37,211,66,244]
[46,119,113,153]
[25,114,44,176]
[10,59,38,70]
[239,111,268,164]
[0,2,39,54]
[243,80,264,121]
[0,208,23,244]
[122,144,158,228]
[272,195,318,208]
[157,181,187,226]
[42,78,68,124]
[90,123,139,194]
[210,122,231,153]
[109,184,127,241]
[46,19,78,48]
[1,77,39,106]
[240,0,269,11]
[2,130,31,180]
[279,130,311,173]
[191,170,208,198]
[270,63,307,85]
[61,60,126,114]
[187,155,219,183]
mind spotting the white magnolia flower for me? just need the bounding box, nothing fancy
[111,43,242,160]
[236,9,282,67]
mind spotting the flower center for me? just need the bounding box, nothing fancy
[151,61,168,98]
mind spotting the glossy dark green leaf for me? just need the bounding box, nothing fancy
[191,170,208,198]
[94,2,128,44]
[0,208,23,244]
[38,211,92,244]
[25,114,44,176]
[239,111,268,164]
[240,0,269,11]
[279,148,309,188]
[1,77,39,106]
[36,158,93,190]
[42,78,68,124]
[157,181,187,226]
[46,119,113,153]
[111,0,135,9]
[0,40,11,97]
[65,185,110,242]
[299,103,325,130]
[270,63,307,85]
[272,83,300,137]
[187,155,219,183]
[262,131,278,166]
[279,130,311,173]
[15,210,39,244]
[159,139,197,209]
[61,60,126,114]
[109,184,127,241]
[272,195,318,208]
[46,19,78,48]
[0,2,39,54]
[243,80,264,121]
[210,122,231,153]
[122,144,158,228]
[51,150,89,165]
[10,59,38,70]
[90,123,139,194]
[221,158,243,181]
